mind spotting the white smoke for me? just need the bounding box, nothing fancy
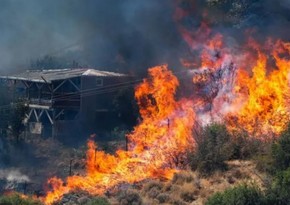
[0,169,30,183]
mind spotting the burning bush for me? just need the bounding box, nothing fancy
[189,123,233,175]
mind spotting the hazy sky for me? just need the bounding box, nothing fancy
[0,0,182,74]
[0,0,289,75]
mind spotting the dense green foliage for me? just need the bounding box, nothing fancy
[266,168,290,205]
[206,185,264,205]
[206,169,290,205]
[205,123,290,205]
[9,99,28,141]
[0,194,42,205]
[189,123,233,175]
[272,124,290,171]
[254,123,290,175]
[230,132,262,160]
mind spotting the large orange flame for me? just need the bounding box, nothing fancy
[176,12,290,136]
[226,40,290,137]
[43,65,196,204]
[36,5,290,203]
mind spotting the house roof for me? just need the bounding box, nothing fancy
[0,68,127,83]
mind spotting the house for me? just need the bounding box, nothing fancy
[0,68,130,139]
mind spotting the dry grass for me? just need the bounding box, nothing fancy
[121,160,268,205]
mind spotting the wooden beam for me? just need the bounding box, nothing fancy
[36,83,44,89]
[55,109,64,120]
[29,104,51,110]
[68,79,80,91]
[21,81,31,88]
[39,110,44,119]
[45,110,54,125]
[25,109,33,120]
[33,109,39,122]
[53,79,67,92]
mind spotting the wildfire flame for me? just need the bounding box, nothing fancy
[27,5,290,203]
[174,1,290,136]
[184,29,290,136]
[43,65,196,204]
[226,40,290,137]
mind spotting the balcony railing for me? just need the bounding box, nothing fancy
[29,98,53,106]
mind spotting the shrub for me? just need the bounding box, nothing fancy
[142,180,163,198]
[190,123,233,175]
[230,131,262,160]
[117,189,142,205]
[171,199,187,205]
[205,184,264,205]
[254,154,276,175]
[86,197,110,205]
[272,124,290,171]
[266,168,290,205]
[142,180,162,193]
[156,193,170,203]
[0,194,43,205]
[180,190,196,202]
[171,172,193,185]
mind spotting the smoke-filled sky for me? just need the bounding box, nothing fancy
[0,0,290,75]
[0,0,182,75]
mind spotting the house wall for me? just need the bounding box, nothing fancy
[80,76,133,133]
[80,76,99,131]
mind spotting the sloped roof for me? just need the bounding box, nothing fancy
[0,68,127,83]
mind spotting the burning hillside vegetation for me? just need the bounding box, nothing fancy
[1,1,290,205]
[43,39,289,203]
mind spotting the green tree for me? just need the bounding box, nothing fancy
[272,123,290,171]
[189,123,233,175]
[266,168,290,205]
[9,99,28,141]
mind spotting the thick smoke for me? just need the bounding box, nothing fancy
[0,0,290,75]
[0,0,183,76]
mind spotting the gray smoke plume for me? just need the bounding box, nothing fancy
[0,0,289,75]
[0,169,30,183]
[0,169,30,191]
[0,0,183,76]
